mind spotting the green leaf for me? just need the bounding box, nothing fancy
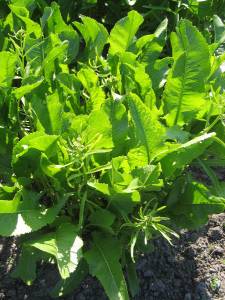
[10,0,35,8]
[0,51,17,87]
[41,2,68,33]
[7,5,41,37]
[77,67,105,110]
[12,247,43,285]
[137,18,168,65]
[213,15,225,44]
[41,3,79,62]
[13,76,44,99]
[126,255,139,297]
[74,16,108,59]
[31,93,64,134]
[42,40,68,81]
[0,194,68,237]
[104,100,128,155]
[84,233,129,300]
[168,178,225,229]
[160,132,216,178]
[0,191,20,213]
[89,208,115,232]
[24,36,48,70]
[83,110,113,151]
[12,132,59,165]
[50,260,88,298]
[163,20,211,126]
[109,10,144,56]
[28,223,83,279]
[127,93,165,162]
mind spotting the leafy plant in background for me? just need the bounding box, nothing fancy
[1,0,225,36]
[0,2,225,299]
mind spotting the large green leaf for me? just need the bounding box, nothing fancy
[74,16,108,59]
[0,194,68,237]
[163,20,211,126]
[84,233,129,300]
[109,10,144,56]
[127,93,165,162]
[28,223,83,279]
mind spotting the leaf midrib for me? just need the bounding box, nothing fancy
[95,241,122,299]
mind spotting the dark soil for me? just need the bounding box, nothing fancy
[0,214,225,300]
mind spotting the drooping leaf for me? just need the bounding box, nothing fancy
[0,191,21,213]
[50,260,88,298]
[84,233,129,300]
[137,18,168,65]
[126,255,139,297]
[12,247,44,285]
[159,132,216,178]
[89,208,115,233]
[12,132,59,165]
[28,223,83,279]
[77,67,105,111]
[74,16,108,59]
[13,76,44,99]
[104,100,128,155]
[83,109,113,151]
[42,40,68,81]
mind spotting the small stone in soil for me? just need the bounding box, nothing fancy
[211,246,224,256]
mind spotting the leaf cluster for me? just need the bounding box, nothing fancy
[0,3,225,299]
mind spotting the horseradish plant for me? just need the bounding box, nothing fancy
[0,3,225,299]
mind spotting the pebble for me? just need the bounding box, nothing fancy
[212,246,224,256]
